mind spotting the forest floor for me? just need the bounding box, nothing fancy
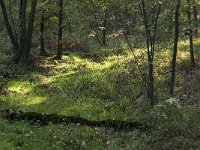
[0,37,200,149]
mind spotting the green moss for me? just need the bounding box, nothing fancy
[0,36,200,149]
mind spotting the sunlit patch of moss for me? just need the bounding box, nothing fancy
[49,70,77,84]
[23,96,47,106]
[7,81,33,94]
[0,92,47,109]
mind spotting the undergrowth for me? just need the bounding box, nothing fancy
[0,37,200,149]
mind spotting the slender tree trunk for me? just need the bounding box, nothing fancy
[102,11,107,46]
[0,9,3,31]
[0,0,19,60]
[40,14,47,56]
[187,0,195,66]
[140,0,154,105]
[18,0,28,62]
[148,62,154,106]
[193,0,198,36]
[56,0,63,60]
[169,0,181,97]
[124,0,130,35]
[139,0,161,106]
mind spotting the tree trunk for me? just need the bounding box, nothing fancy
[193,0,198,36]
[20,0,37,63]
[0,9,3,31]
[18,0,28,63]
[40,14,47,56]
[169,0,181,97]
[139,0,161,106]
[102,11,107,46]
[124,0,130,35]
[187,0,195,66]
[148,63,154,106]
[0,0,37,64]
[56,0,63,60]
[0,0,19,61]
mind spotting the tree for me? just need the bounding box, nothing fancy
[39,1,47,56]
[55,0,63,60]
[187,0,195,66]
[124,0,130,35]
[169,0,181,97]
[0,0,38,63]
[102,10,107,46]
[0,8,3,31]
[139,0,161,106]
[192,0,199,36]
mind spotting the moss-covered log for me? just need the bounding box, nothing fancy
[1,109,148,131]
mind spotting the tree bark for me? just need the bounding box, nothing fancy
[40,14,47,56]
[193,0,198,36]
[139,0,161,106]
[169,0,181,97]
[56,0,63,60]
[124,0,130,35]
[0,9,3,31]
[18,0,28,62]
[102,11,107,46]
[21,0,37,63]
[0,0,19,59]
[187,0,195,66]
[0,0,37,64]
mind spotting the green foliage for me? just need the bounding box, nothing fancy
[0,0,200,148]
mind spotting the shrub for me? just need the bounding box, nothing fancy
[45,37,89,52]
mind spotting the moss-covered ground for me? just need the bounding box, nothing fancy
[0,37,200,149]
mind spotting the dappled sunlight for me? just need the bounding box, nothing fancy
[2,42,198,113]
[21,95,48,106]
[177,51,190,61]
[7,81,33,94]
[179,38,189,47]
[194,37,200,45]
[0,91,48,108]
[1,0,200,149]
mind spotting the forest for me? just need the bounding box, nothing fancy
[0,0,200,149]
